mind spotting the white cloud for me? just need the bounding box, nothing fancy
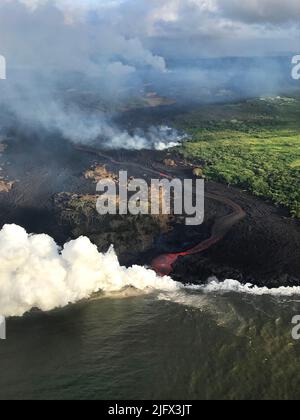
[2,0,298,51]
[218,0,300,24]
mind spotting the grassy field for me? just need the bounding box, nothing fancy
[177,95,300,217]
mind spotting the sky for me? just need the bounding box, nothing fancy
[2,0,298,58]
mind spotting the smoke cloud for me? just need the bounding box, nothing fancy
[0,224,180,317]
[0,0,175,149]
[102,126,185,151]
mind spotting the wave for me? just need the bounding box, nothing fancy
[198,278,300,297]
[158,278,300,310]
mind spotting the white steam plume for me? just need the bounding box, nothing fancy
[101,125,185,151]
[0,224,180,317]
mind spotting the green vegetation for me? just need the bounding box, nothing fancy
[178,95,300,217]
[192,167,204,178]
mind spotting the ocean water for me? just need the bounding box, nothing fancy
[1,288,300,400]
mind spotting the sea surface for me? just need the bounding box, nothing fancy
[1,288,300,400]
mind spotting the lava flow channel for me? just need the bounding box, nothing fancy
[151,193,246,276]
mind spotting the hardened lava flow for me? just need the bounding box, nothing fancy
[76,145,246,277]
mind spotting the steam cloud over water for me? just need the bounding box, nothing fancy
[0,224,180,317]
[2,225,300,318]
